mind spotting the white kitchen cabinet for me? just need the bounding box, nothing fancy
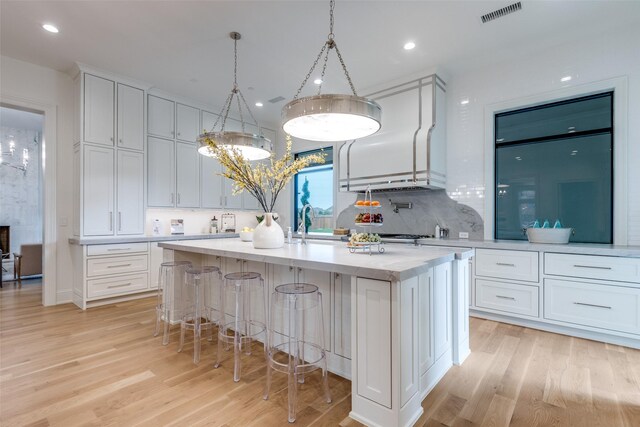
[84,74,115,146]
[117,84,144,151]
[223,176,243,209]
[333,272,351,359]
[148,95,175,139]
[200,156,224,208]
[176,142,200,207]
[83,145,115,236]
[202,110,218,132]
[147,136,175,207]
[475,279,539,318]
[433,262,452,361]
[297,267,332,351]
[116,150,144,234]
[176,103,200,143]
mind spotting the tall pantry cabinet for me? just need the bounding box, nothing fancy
[73,66,148,237]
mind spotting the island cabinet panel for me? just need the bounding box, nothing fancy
[400,275,420,406]
[355,277,392,408]
[333,272,351,359]
[433,263,453,360]
[419,269,434,374]
[297,267,332,352]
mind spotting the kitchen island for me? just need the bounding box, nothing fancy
[159,238,473,427]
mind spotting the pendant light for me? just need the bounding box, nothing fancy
[198,32,273,161]
[282,0,381,142]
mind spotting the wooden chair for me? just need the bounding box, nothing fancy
[13,243,43,285]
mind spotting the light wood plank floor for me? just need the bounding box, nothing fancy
[1,282,639,426]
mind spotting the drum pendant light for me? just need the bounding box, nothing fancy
[198,32,272,161]
[282,0,381,142]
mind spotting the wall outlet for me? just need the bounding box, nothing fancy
[459,231,469,239]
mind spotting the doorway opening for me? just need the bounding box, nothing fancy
[0,106,44,289]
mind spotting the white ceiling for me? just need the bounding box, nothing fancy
[2,1,639,127]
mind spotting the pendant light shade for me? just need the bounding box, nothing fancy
[198,131,272,160]
[282,0,381,142]
[282,94,381,142]
[197,32,272,161]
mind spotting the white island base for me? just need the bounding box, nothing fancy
[159,239,472,427]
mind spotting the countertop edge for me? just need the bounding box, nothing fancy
[69,233,238,245]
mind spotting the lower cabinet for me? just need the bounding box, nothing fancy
[72,242,153,309]
[544,278,640,335]
[475,279,539,318]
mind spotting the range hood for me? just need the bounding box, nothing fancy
[339,74,446,192]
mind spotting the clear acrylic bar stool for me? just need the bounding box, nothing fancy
[215,271,267,382]
[264,283,331,423]
[178,266,222,364]
[154,261,192,345]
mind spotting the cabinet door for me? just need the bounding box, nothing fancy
[84,74,114,146]
[201,156,224,208]
[242,192,261,211]
[148,95,175,139]
[176,103,200,143]
[83,146,114,236]
[176,142,200,208]
[333,272,351,359]
[433,263,452,360]
[147,137,175,207]
[116,150,144,235]
[117,84,144,151]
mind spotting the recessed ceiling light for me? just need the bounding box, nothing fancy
[561,75,572,82]
[313,78,323,85]
[42,24,59,33]
[255,102,263,107]
[403,41,416,50]
[460,99,470,105]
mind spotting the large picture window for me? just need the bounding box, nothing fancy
[494,92,613,243]
[293,147,334,234]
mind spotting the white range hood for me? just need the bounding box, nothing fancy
[339,74,446,192]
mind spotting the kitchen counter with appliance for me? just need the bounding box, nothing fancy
[160,238,472,427]
[415,237,640,257]
[68,232,237,246]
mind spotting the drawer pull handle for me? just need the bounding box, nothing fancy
[495,262,515,267]
[107,264,132,268]
[573,264,612,270]
[107,248,131,252]
[108,283,132,289]
[496,295,516,301]
[574,302,612,310]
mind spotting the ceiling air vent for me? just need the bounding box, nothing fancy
[481,2,522,23]
[268,96,285,104]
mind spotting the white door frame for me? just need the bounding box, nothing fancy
[1,95,57,306]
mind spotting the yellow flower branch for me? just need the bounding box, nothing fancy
[201,134,326,213]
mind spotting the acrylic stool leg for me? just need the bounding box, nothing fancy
[162,309,171,346]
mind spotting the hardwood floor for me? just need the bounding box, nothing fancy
[1,282,639,426]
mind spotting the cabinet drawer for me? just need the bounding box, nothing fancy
[87,254,148,277]
[87,242,148,256]
[475,249,539,282]
[544,278,640,335]
[545,253,640,284]
[476,279,539,317]
[88,273,149,299]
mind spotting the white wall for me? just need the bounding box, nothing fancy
[0,55,76,302]
[446,25,640,244]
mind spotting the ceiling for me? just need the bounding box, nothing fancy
[2,1,640,127]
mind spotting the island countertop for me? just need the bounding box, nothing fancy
[159,238,474,282]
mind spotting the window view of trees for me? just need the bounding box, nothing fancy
[294,147,334,233]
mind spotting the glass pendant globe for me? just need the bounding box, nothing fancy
[198,131,272,161]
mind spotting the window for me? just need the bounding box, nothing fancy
[495,92,613,243]
[293,147,334,234]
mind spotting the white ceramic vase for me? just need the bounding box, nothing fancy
[252,213,285,249]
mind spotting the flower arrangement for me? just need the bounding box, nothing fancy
[200,134,326,213]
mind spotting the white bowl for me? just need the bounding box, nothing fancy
[239,231,254,242]
[526,228,572,244]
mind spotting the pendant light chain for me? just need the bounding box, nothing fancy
[293,0,358,100]
[208,32,261,135]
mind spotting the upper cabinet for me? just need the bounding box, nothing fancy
[339,74,447,192]
[84,74,115,146]
[148,95,175,139]
[117,84,144,151]
[176,103,200,143]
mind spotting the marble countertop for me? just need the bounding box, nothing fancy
[69,233,237,246]
[159,238,473,282]
[416,237,640,257]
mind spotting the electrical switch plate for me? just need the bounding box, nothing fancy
[459,232,469,239]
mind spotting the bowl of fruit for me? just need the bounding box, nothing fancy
[354,200,381,208]
[239,227,254,242]
[348,232,382,246]
[355,212,383,225]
